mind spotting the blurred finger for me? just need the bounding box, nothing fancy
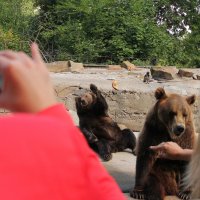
[149,146,158,150]
[0,56,22,80]
[17,52,33,67]
[0,51,19,60]
[150,143,164,150]
[0,56,13,71]
[159,151,166,158]
[31,43,43,63]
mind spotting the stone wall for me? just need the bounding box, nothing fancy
[54,85,200,133]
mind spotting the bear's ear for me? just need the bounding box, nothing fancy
[90,84,98,93]
[186,95,196,105]
[155,87,167,100]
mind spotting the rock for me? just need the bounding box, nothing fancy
[121,61,136,71]
[46,61,69,73]
[192,74,200,80]
[151,67,178,80]
[68,110,79,125]
[83,64,108,68]
[108,65,122,70]
[177,69,194,78]
[118,123,128,130]
[102,151,136,192]
[193,74,198,80]
[68,60,84,73]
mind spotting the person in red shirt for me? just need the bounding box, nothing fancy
[0,43,125,200]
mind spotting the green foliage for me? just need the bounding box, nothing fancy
[0,28,26,50]
[0,0,34,52]
[35,0,186,65]
[0,0,199,67]
[153,0,199,36]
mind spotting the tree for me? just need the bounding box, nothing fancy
[152,0,200,67]
[34,0,177,64]
[31,0,199,66]
[0,0,35,52]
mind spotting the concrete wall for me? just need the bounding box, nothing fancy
[54,85,200,133]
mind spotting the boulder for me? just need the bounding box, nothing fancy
[108,65,122,70]
[46,61,69,73]
[177,69,194,78]
[68,60,84,73]
[193,74,200,80]
[83,64,108,68]
[68,110,79,125]
[151,67,178,80]
[102,151,136,192]
[121,61,136,71]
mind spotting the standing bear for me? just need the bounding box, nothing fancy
[130,87,196,200]
[75,84,136,161]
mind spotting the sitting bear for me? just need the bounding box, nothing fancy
[130,87,196,200]
[75,84,136,161]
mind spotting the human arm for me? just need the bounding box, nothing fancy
[149,141,193,161]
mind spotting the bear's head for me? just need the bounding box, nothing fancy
[155,87,196,140]
[75,91,97,111]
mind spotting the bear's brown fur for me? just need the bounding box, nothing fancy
[75,84,136,161]
[130,87,196,200]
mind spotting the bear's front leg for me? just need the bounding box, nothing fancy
[120,129,136,153]
[80,127,98,143]
[90,84,109,114]
[96,139,112,161]
[131,149,157,199]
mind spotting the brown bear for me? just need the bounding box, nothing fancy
[130,87,196,200]
[75,84,136,161]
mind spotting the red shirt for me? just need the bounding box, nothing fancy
[0,104,125,200]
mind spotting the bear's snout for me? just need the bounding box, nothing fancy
[174,124,185,136]
[75,96,87,107]
[80,98,87,106]
[75,96,80,102]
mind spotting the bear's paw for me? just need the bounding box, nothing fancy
[178,191,191,200]
[130,188,145,199]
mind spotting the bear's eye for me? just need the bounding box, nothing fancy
[183,113,188,117]
[169,111,177,116]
